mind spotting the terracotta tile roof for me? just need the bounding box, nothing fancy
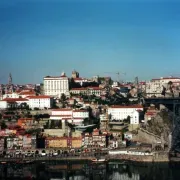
[19,91,36,95]
[109,105,143,109]
[71,88,87,90]
[3,98,28,102]
[26,95,51,99]
[145,112,157,115]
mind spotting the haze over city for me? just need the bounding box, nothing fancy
[0,0,180,84]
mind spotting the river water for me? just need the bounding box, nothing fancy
[0,161,180,180]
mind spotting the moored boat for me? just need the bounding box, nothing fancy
[91,158,107,163]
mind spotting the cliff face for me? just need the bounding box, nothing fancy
[146,110,173,146]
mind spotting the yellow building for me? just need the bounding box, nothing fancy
[46,138,67,148]
[71,138,82,148]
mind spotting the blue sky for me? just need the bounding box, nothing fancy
[0,0,180,84]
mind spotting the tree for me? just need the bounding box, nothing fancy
[61,93,66,102]
[123,115,131,124]
[1,121,7,129]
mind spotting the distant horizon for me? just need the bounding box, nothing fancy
[1,72,180,85]
[1,0,180,84]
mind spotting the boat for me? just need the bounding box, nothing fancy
[91,158,107,163]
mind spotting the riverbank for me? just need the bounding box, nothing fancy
[0,152,179,163]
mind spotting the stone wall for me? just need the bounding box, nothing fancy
[30,109,52,115]
[153,152,169,162]
[44,129,65,137]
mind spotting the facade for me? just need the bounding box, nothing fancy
[70,88,87,95]
[100,113,108,130]
[46,137,68,148]
[2,92,19,99]
[50,108,89,125]
[6,135,36,150]
[7,137,23,150]
[0,98,29,109]
[27,95,53,110]
[82,129,107,148]
[0,101,8,109]
[18,90,36,98]
[146,77,180,97]
[108,105,143,125]
[70,87,102,96]
[45,137,82,148]
[87,87,102,96]
[43,72,69,98]
[17,118,34,128]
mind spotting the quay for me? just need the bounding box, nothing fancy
[0,152,176,163]
[0,156,94,163]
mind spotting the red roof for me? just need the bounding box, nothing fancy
[146,112,157,115]
[3,98,28,102]
[71,88,86,90]
[19,91,36,95]
[110,105,143,109]
[27,95,51,99]
[18,118,33,121]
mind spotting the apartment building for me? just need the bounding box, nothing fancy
[27,95,53,110]
[50,108,89,125]
[108,105,143,125]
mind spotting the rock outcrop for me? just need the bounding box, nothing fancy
[146,110,173,148]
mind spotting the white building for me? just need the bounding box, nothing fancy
[108,105,143,125]
[73,109,89,119]
[70,88,87,95]
[87,87,102,96]
[100,113,108,130]
[0,98,29,109]
[50,108,89,125]
[73,77,88,86]
[27,95,53,110]
[2,92,19,99]
[146,76,180,97]
[43,72,69,98]
[18,90,36,98]
[0,101,8,109]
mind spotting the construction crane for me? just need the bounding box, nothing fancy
[104,72,126,83]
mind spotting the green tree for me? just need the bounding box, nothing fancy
[61,93,66,102]
[1,121,7,129]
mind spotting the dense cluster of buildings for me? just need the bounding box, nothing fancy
[0,70,178,153]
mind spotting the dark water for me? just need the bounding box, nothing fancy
[0,161,180,180]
